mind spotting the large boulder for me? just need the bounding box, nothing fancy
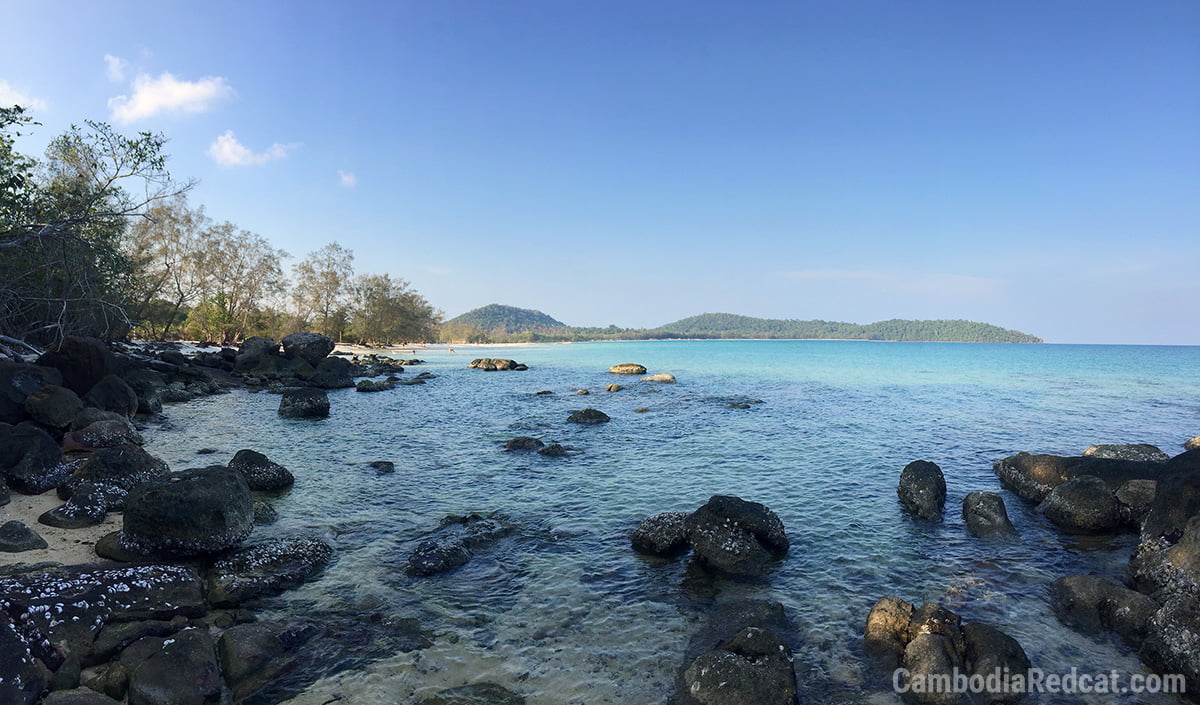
[682,627,796,705]
[900,632,964,705]
[630,512,690,557]
[1140,594,1200,697]
[961,622,1030,705]
[23,384,83,428]
[567,408,610,424]
[83,375,139,417]
[864,596,915,670]
[58,444,170,511]
[468,358,527,371]
[1,424,69,493]
[609,363,647,375]
[1141,449,1200,542]
[897,460,946,521]
[993,452,1166,504]
[120,368,169,416]
[281,332,335,366]
[205,537,333,606]
[1049,574,1158,645]
[1036,475,1121,532]
[307,356,355,389]
[405,513,515,577]
[62,418,144,452]
[1083,443,1170,463]
[120,466,254,557]
[36,336,113,395]
[218,623,308,703]
[227,449,295,492]
[278,387,330,418]
[683,495,788,576]
[1131,514,1200,601]
[127,628,222,705]
[0,361,64,423]
[962,492,1018,538]
[234,336,279,372]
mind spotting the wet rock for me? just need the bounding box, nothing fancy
[1083,443,1170,463]
[281,332,335,366]
[684,495,788,576]
[1141,594,1200,696]
[206,537,334,606]
[127,628,221,705]
[121,465,253,557]
[1131,514,1200,601]
[575,388,590,395]
[406,513,515,577]
[635,407,650,413]
[907,603,965,659]
[469,358,526,371]
[369,460,395,474]
[278,387,330,418]
[533,390,553,395]
[1049,574,1158,645]
[1141,449,1200,542]
[38,481,114,528]
[897,460,946,521]
[62,418,144,451]
[631,512,690,557]
[682,627,796,705]
[307,356,355,389]
[609,363,647,375]
[1037,475,1121,532]
[397,378,426,385]
[23,384,83,428]
[993,451,1167,504]
[83,374,139,417]
[355,379,394,392]
[42,688,123,705]
[218,622,309,703]
[120,368,169,416]
[641,373,677,383]
[961,622,1030,705]
[1116,479,1157,529]
[537,443,569,457]
[864,596,915,670]
[228,448,295,492]
[728,403,751,409]
[0,613,46,705]
[901,632,964,705]
[1,424,69,494]
[0,520,47,552]
[417,683,526,705]
[962,491,1018,538]
[253,501,278,525]
[0,482,8,507]
[567,408,610,424]
[36,336,113,396]
[85,661,131,702]
[58,444,170,511]
[605,383,623,392]
[504,436,544,451]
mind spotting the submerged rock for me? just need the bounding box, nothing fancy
[206,537,333,606]
[121,465,254,557]
[218,622,311,703]
[897,460,946,521]
[417,683,526,705]
[278,387,330,418]
[683,627,796,705]
[567,408,610,424]
[1049,574,1157,645]
[609,363,646,375]
[537,443,569,457]
[405,513,515,577]
[504,436,544,451]
[683,495,788,576]
[630,512,690,557]
[962,491,1018,538]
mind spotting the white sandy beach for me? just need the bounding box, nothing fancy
[0,491,118,567]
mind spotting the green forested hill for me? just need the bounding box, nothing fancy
[443,304,567,334]
[657,313,1042,342]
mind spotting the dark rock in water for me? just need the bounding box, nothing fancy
[252,501,278,525]
[907,603,965,658]
[682,627,796,705]
[605,384,622,392]
[417,683,525,705]
[1132,514,1200,601]
[1141,594,1200,696]
[406,513,515,577]
[62,418,144,451]
[121,465,254,557]
[58,444,170,511]
[83,374,139,417]
[469,358,525,371]
[0,613,46,705]
[537,443,569,457]
[120,368,168,412]
[864,596,915,670]
[0,520,47,552]
[609,363,646,375]
[23,384,83,428]
[574,388,590,395]
[307,356,355,389]
[728,402,751,409]
[993,451,1167,504]
[1037,475,1121,532]
[42,688,123,704]
[1049,574,1157,645]
[355,379,394,392]
[1116,479,1156,529]
[897,460,946,521]
[36,336,113,396]
[1083,443,1170,463]
[684,495,788,576]
[505,436,544,451]
[1,424,68,493]
[206,537,333,606]
[901,632,964,705]
[39,481,115,528]
[369,460,395,473]
[228,448,295,492]
[533,390,553,395]
[281,331,335,366]
[1141,449,1200,542]
[279,387,330,418]
[567,408,610,424]
[414,371,436,379]
[126,628,221,705]
[197,448,218,455]
[630,512,690,557]
[218,622,310,703]
[671,600,793,705]
[397,378,426,385]
[0,360,64,423]
[962,622,1030,705]
[962,492,1018,538]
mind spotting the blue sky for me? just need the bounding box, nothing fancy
[3,1,1197,343]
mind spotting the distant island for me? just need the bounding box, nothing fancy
[438,305,1042,344]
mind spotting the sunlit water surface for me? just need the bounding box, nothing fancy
[142,341,1200,704]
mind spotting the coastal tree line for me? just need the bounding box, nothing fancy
[0,105,438,354]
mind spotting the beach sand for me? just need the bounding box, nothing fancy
[0,491,118,567]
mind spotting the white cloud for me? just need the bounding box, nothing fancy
[0,81,48,111]
[103,54,129,82]
[337,170,358,188]
[108,71,232,124]
[207,130,298,166]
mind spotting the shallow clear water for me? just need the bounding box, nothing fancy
[143,341,1200,704]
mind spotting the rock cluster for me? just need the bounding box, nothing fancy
[468,358,528,371]
[632,495,788,576]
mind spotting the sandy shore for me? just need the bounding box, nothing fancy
[0,491,119,567]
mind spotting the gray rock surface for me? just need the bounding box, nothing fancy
[683,495,788,576]
[281,332,335,365]
[630,512,690,557]
[206,537,333,606]
[1037,475,1121,532]
[121,465,254,557]
[1083,443,1170,463]
[278,387,330,418]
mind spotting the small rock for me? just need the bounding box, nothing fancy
[630,512,689,557]
[962,492,1018,538]
[504,436,544,451]
[278,387,330,418]
[355,379,394,392]
[640,373,676,383]
[605,384,622,392]
[228,448,295,492]
[567,408,610,424]
[252,501,278,525]
[537,443,569,457]
[634,407,650,413]
[0,520,48,552]
[729,402,751,409]
[609,364,646,375]
[369,460,395,473]
[575,388,590,395]
[533,390,553,395]
[898,460,947,521]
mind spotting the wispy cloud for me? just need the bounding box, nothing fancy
[103,54,129,82]
[0,81,48,111]
[208,130,298,166]
[108,71,232,124]
[783,268,1001,298]
[337,170,357,188]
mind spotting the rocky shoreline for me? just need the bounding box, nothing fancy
[4,336,1200,704]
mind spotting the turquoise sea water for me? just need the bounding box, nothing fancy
[143,341,1200,704]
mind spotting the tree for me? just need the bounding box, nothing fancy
[0,109,192,352]
[348,273,439,344]
[124,194,210,339]
[182,223,287,343]
[291,242,354,340]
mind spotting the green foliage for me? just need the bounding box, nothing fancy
[347,273,439,345]
[444,304,566,333]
